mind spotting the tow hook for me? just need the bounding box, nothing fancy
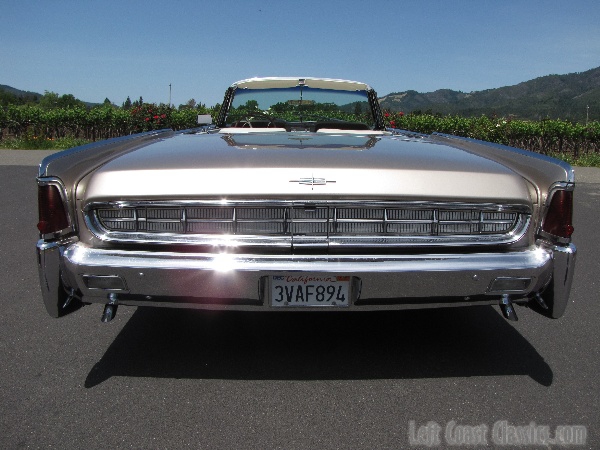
[499,295,518,321]
[101,293,118,323]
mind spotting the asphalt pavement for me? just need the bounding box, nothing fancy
[1,151,598,449]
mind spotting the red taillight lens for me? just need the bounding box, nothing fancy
[541,190,574,239]
[37,184,69,234]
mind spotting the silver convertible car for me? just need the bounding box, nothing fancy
[36,77,576,323]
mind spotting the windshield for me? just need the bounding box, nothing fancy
[226,86,375,130]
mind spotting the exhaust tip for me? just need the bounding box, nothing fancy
[499,295,518,321]
[101,304,117,323]
[101,293,118,323]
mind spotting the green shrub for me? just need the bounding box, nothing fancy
[2,104,599,166]
[384,112,600,158]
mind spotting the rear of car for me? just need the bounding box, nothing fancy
[36,78,576,322]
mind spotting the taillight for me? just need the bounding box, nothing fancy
[541,189,574,239]
[37,184,69,234]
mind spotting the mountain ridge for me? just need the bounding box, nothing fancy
[2,66,599,122]
[379,66,600,121]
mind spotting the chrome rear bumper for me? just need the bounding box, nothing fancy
[37,240,576,315]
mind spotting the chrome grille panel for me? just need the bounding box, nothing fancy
[87,201,530,247]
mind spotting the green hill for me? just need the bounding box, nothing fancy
[379,66,600,122]
[0,84,42,105]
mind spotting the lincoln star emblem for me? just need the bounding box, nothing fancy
[290,177,336,190]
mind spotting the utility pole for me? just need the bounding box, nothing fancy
[586,105,589,125]
[169,84,172,108]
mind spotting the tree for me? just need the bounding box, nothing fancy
[243,100,259,111]
[39,91,60,109]
[122,96,132,109]
[39,91,85,109]
[59,93,85,109]
[196,102,209,113]
[0,90,20,106]
[131,96,144,108]
[178,98,197,110]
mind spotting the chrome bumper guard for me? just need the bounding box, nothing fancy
[37,241,65,317]
[37,240,577,314]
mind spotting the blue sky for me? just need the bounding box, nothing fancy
[2,0,599,107]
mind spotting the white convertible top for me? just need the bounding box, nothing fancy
[231,77,372,92]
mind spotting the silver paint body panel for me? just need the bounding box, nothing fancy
[81,133,532,203]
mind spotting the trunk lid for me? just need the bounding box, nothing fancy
[82,132,531,205]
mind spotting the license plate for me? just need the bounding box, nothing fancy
[271,275,350,307]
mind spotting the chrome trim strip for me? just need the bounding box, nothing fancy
[84,199,533,211]
[545,181,576,203]
[546,181,575,196]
